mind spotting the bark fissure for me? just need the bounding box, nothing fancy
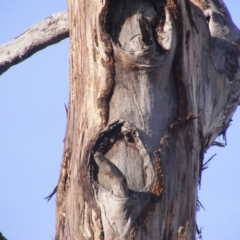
[168,0,188,121]
[98,0,116,128]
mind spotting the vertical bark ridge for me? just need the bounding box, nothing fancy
[98,0,115,128]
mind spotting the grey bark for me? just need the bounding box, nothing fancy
[0,11,68,75]
[56,0,240,239]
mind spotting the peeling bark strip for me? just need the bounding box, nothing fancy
[0,11,69,75]
[57,0,240,239]
[45,148,72,203]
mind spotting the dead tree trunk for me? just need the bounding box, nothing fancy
[55,0,240,239]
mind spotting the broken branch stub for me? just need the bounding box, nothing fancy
[0,11,69,75]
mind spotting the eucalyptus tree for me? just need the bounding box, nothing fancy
[1,0,239,239]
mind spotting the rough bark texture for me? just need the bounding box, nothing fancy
[56,0,240,239]
[0,11,68,75]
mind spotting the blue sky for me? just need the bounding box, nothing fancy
[0,1,239,240]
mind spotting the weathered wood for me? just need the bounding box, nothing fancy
[0,11,68,75]
[56,0,240,239]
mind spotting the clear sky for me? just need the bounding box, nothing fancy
[0,1,239,240]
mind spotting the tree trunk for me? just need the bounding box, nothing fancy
[55,0,240,239]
